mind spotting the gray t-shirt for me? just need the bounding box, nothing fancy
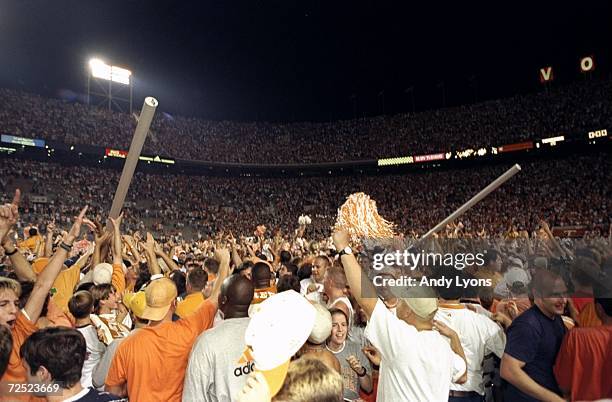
[327,341,371,401]
[183,317,251,402]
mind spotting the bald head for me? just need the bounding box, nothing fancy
[252,262,272,288]
[219,275,255,318]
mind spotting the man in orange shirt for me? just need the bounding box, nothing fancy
[554,277,612,402]
[576,257,611,327]
[175,267,207,318]
[105,247,231,402]
[250,262,277,305]
[18,228,42,253]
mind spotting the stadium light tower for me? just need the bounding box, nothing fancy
[86,58,133,113]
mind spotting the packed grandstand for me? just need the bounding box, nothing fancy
[0,77,611,402]
[1,78,611,164]
[0,79,610,240]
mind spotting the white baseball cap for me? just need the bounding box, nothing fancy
[92,263,113,285]
[504,267,530,288]
[307,303,332,344]
[244,290,316,396]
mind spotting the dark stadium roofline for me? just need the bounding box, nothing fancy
[1,130,609,179]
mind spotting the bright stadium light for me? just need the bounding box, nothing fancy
[89,58,131,85]
[87,57,133,113]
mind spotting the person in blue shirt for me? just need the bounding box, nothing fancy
[500,269,568,402]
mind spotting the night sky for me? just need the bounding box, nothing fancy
[1,1,610,121]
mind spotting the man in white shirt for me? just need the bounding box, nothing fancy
[183,275,255,402]
[333,231,468,402]
[300,256,330,302]
[434,269,506,401]
[323,265,354,325]
[68,290,106,389]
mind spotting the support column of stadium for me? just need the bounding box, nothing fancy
[419,164,521,241]
[108,97,158,221]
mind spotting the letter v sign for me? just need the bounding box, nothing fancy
[539,66,553,83]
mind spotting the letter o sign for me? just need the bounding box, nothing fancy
[580,56,595,72]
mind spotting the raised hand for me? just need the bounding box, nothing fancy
[91,219,106,242]
[64,206,89,244]
[144,232,156,253]
[214,246,230,265]
[109,213,124,230]
[122,235,135,248]
[0,189,20,241]
[538,220,550,232]
[154,242,164,256]
[332,229,350,251]
[81,218,97,233]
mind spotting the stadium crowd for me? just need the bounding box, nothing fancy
[0,154,610,242]
[0,177,610,401]
[1,78,611,164]
[0,78,610,402]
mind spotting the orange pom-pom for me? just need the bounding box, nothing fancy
[335,193,395,240]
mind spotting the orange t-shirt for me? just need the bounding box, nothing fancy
[50,264,81,313]
[571,294,592,313]
[105,300,217,402]
[111,263,126,295]
[554,325,612,401]
[577,301,603,327]
[18,236,41,253]
[251,285,277,305]
[1,310,41,401]
[37,299,74,329]
[175,292,204,318]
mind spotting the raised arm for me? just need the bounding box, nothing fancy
[93,222,112,267]
[539,220,565,259]
[142,232,162,276]
[72,245,94,271]
[25,206,90,323]
[0,190,20,243]
[109,213,124,266]
[154,243,180,271]
[108,214,127,294]
[1,235,36,282]
[231,241,243,268]
[34,232,45,257]
[208,247,232,307]
[44,221,55,257]
[332,229,378,319]
[228,232,243,267]
[0,190,36,282]
[123,234,143,266]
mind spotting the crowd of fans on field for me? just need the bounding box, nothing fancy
[0,78,610,402]
[0,176,610,401]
